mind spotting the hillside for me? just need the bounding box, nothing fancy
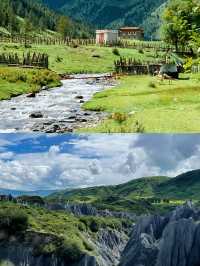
[0,0,91,37]
[47,170,200,212]
[42,0,167,39]
[0,0,58,34]
[0,201,129,266]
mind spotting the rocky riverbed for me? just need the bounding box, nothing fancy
[0,74,116,133]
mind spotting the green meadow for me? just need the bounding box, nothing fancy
[0,42,163,100]
[80,73,200,133]
[0,43,162,74]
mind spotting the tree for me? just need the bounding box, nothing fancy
[162,0,200,51]
[21,18,33,47]
[56,16,72,39]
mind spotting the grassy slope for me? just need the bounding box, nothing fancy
[0,43,163,74]
[80,73,200,133]
[0,201,125,260]
[0,67,61,100]
[48,170,200,213]
[156,170,200,199]
[47,176,177,214]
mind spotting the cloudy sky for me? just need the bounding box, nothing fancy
[0,134,199,191]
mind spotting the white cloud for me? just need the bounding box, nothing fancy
[0,134,199,191]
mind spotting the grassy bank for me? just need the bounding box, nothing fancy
[0,67,61,100]
[80,73,200,133]
[0,43,164,74]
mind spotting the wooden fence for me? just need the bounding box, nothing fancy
[0,36,96,46]
[114,57,161,75]
[0,35,191,54]
[0,52,49,68]
[192,65,200,73]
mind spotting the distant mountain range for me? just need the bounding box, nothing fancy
[42,0,167,39]
[47,169,200,212]
[3,169,199,207]
[0,188,57,197]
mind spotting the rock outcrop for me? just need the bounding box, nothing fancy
[120,202,200,266]
[47,202,136,220]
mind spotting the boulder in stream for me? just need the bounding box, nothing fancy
[29,111,43,119]
[27,92,36,98]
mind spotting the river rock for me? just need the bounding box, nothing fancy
[27,92,36,98]
[29,111,43,119]
[44,124,61,133]
[75,95,84,99]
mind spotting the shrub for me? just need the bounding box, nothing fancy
[134,120,145,133]
[59,238,83,262]
[0,209,28,234]
[138,49,144,54]
[183,57,193,72]
[148,81,157,88]
[30,70,60,87]
[111,113,128,124]
[112,48,120,56]
[56,56,63,63]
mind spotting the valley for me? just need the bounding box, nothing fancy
[0,169,200,266]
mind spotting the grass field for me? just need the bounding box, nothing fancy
[0,67,61,100]
[0,43,164,74]
[80,73,200,133]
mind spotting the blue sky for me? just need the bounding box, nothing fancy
[0,134,199,191]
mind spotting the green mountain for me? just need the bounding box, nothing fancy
[42,0,167,39]
[0,0,91,37]
[47,170,200,212]
[0,0,58,33]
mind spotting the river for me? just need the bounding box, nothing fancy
[0,74,115,133]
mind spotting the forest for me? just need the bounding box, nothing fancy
[0,0,92,38]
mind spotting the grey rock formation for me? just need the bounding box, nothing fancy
[120,202,200,266]
[47,202,136,220]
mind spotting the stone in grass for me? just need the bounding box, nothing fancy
[92,54,101,58]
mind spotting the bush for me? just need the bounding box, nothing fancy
[112,48,120,56]
[0,209,28,234]
[183,57,193,72]
[111,112,128,124]
[59,238,83,262]
[148,81,157,88]
[0,69,27,83]
[30,70,60,87]
[56,56,63,63]
[138,49,144,54]
[134,120,145,133]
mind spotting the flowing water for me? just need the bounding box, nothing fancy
[0,74,114,133]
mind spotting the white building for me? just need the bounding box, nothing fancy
[96,30,118,44]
